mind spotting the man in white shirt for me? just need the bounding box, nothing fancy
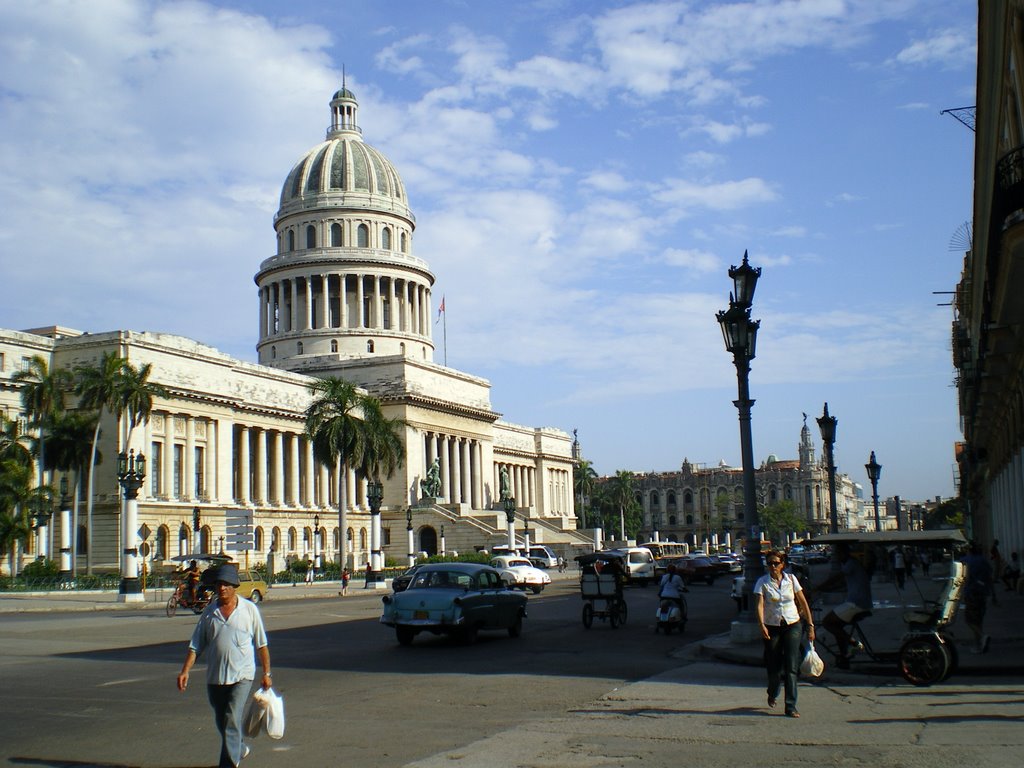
[177,563,272,768]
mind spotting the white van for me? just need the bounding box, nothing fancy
[618,546,656,586]
[527,545,558,569]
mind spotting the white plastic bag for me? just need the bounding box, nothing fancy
[800,642,825,677]
[248,687,285,739]
[264,687,285,739]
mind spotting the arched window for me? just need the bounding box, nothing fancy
[357,223,369,247]
[401,232,408,252]
[686,514,693,525]
[296,341,303,354]
[288,527,297,553]
[381,227,392,250]
[287,230,295,251]
[330,339,338,353]
[399,342,406,355]
[254,527,264,552]
[366,340,375,353]
[306,225,316,249]
[331,223,342,247]
[271,345,276,359]
[651,490,660,508]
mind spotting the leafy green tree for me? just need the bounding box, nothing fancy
[0,459,50,576]
[115,360,167,445]
[573,459,597,527]
[0,414,31,468]
[305,378,365,568]
[607,470,642,540]
[923,497,965,531]
[354,396,406,484]
[12,355,73,491]
[46,410,99,574]
[758,499,804,544]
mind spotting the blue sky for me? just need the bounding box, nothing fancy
[0,1,975,501]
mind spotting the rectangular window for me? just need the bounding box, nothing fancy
[173,444,183,498]
[0,352,5,371]
[194,446,205,498]
[150,442,162,496]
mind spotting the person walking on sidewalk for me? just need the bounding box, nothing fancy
[964,542,993,654]
[176,563,273,768]
[892,548,907,589]
[755,549,814,719]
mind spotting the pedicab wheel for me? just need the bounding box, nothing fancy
[616,599,628,626]
[165,596,177,618]
[582,602,594,629]
[898,635,950,686]
[609,605,620,629]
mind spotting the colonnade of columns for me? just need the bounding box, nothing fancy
[546,467,571,515]
[258,272,431,339]
[422,431,485,507]
[140,410,379,512]
[493,460,536,509]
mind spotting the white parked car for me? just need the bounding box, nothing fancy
[490,556,552,594]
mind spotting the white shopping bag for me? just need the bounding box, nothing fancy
[800,641,825,677]
[248,687,285,739]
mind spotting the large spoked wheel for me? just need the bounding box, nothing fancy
[609,604,620,629]
[582,602,594,629]
[165,596,178,618]
[898,635,951,686]
[396,626,415,646]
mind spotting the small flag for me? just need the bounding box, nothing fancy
[436,295,445,324]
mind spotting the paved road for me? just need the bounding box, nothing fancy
[0,576,737,768]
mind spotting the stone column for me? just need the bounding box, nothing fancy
[205,419,217,501]
[471,441,482,509]
[184,416,195,502]
[439,435,450,503]
[162,415,175,499]
[288,433,300,506]
[304,276,313,330]
[255,429,268,504]
[238,426,250,505]
[273,430,284,505]
[304,438,315,507]
[319,274,329,330]
[451,437,462,503]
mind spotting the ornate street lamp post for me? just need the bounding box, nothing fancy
[59,476,72,582]
[504,496,516,551]
[717,251,762,636]
[406,508,415,566]
[117,449,146,602]
[522,515,530,555]
[367,480,384,586]
[313,513,320,575]
[816,403,839,534]
[865,451,882,532]
[440,524,446,557]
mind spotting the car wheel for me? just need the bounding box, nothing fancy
[165,596,177,618]
[396,627,415,646]
[508,616,523,638]
[249,590,262,604]
[531,585,543,594]
[461,624,479,645]
[706,576,715,585]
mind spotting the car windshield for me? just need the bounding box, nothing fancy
[508,559,531,568]
[408,569,474,590]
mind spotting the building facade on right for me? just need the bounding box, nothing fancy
[954,1,1024,555]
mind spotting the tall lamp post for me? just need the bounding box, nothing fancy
[865,451,882,532]
[504,496,516,551]
[117,449,146,602]
[313,513,320,572]
[522,515,530,555]
[59,476,72,582]
[716,250,762,636]
[367,480,384,587]
[406,508,415,566]
[816,403,839,534]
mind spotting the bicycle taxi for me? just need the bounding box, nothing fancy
[165,554,231,617]
[809,529,967,686]
[575,551,629,629]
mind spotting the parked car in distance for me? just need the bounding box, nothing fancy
[674,556,719,585]
[380,562,528,645]
[527,545,559,569]
[391,564,426,593]
[236,568,270,603]
[490,556,552,594]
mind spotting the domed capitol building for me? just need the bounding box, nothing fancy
[0,88,589,577]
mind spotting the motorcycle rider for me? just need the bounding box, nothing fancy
[657,562,688,617]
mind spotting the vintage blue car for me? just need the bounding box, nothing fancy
[380,562,528,645]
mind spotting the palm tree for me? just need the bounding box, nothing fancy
[607,470,637,542]
[304,378,364,568]
[75,352,125,574]
[354,396,407,575]
[573,458,597,528]
[12,355,73,493]
[0,414,32,468]
[116,360,168,446]
[0,459,49,576]
[46,411,99,575]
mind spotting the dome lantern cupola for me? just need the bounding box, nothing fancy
[328,86,362,138]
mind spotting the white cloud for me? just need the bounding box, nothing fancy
[894,28,975,68]
[662,247,720,273]
[654,177,778,212]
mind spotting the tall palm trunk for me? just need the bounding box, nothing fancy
[337,458,348,569]
[85,418,101,575]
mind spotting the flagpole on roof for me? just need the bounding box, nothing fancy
[436,295,447,367]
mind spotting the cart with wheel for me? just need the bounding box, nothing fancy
[575,552,628,629]
[810,530,967,686]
